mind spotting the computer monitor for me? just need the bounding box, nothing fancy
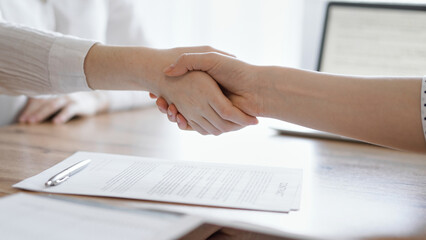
[318,2,426,76]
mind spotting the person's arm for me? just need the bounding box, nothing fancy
[0,22,257,133]
[260,67,423,152]
[18,92,108,124]
[18,91,155,124]
[84,45,257,135]
[159,53,426,152]
[0,22,95,95]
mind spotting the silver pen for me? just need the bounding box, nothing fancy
[45,159,91,187]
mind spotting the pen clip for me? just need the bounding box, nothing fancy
[45,175,69,187]
[55,175,70,185]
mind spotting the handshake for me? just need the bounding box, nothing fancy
[150,49,264,136]
[84,44,424,152]
[85,45,264,136]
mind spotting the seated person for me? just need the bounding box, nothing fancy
[0,0,153,126]
[0,1,256,129]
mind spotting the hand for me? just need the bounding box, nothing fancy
[149,93,193,130]
[84,45,257,135]
[155,71,257,135]
[147,47,258,135]
[85,45,235,92]
[19,92,108,124]
[154,53,267,130]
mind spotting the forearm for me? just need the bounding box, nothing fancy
[84,45,170,94]
[260,66,425,152]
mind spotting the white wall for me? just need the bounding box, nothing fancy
[136,0,305,67]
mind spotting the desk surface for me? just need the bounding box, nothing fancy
[0,107,425,240]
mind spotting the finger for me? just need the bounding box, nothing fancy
[167,104,178,122]
[171,103,221,135]
[206,103,244,133]
[53,104,78,124]
[32,99,67,123]
[197,116,222,136]
[188,46,236,58]
[163,52,223,77]
[27,98,67,123]
[201,46,236,58]
[167,110,176,123]
[19,98,45,123]
[210,95,258,126]
[176,114,192,130]
[212,49,235,58]
[149,93,157,99]
[156,97,169,114]
[188,120,209,135]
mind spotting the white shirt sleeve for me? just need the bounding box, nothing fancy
[421,76,426,143]
[0,22,97,96]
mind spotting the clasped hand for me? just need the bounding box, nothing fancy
[152,52,267,135]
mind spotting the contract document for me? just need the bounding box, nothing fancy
[0,193,202,240]
[14,152,302,212]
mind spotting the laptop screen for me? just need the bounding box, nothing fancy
[318,2,426,76]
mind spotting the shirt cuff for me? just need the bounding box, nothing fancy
[421,76,426,143]
[48,36,97,93]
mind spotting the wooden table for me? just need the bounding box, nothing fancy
[0,107,425,240]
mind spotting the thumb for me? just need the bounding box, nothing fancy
[163,52,221,77]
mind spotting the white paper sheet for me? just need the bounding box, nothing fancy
[0,193,202,240]
[14,152,302,212]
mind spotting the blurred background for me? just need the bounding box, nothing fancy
[135,0,426,71]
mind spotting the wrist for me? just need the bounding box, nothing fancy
[84,45,168,93]
[254,65,280,118]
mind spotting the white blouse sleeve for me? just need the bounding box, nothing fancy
[0,22,97,96]
[421,76,426,143]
